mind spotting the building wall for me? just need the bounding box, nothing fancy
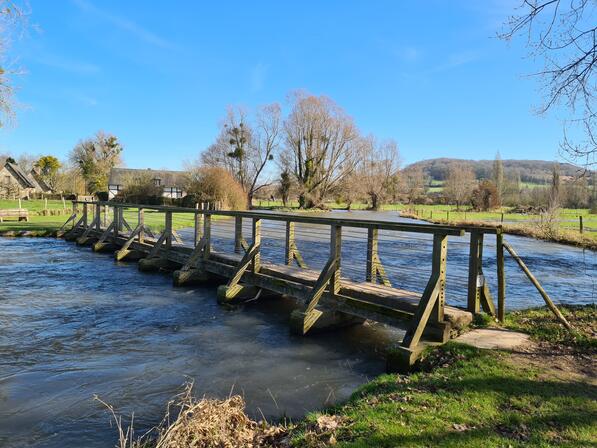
[108,183,185,199]
[0,167,36,199]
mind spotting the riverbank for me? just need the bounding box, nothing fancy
[102,305,595,448]
[399,211,597,250]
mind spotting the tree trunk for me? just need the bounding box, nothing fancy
[370,193,379,211]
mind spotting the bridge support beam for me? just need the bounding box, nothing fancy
[93,241,117,253]
[216,283,261,303]
[115,249,145,262]
[289,308,364,335]
[138,257,179,272]
[386,345,427,373]
[173,268,212,287]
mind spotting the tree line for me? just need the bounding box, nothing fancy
[2,90,595,212]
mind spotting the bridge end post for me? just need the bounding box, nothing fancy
[386,345,426,373]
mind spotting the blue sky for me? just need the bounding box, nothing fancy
[0,0,566,169]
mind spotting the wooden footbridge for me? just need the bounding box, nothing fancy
[59,201,532,371]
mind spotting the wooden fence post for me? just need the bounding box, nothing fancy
[113,205,120,240]
[579,215,584,233]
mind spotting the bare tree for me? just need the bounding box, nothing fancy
[501,0,596,166]
[283,91,360,208]
[444,163,477,209]
[358,136,401,210]
[401,166,427,204]
[492,151,504,205]
[0,1,25,127]
[201,104,281,207]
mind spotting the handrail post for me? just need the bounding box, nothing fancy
[165,211,173,251]
[430,233,447,322]
[252,218,261,272]
[330,225,341,295]
[234,216,243,254]
[366,227,378,283]
[194,203,203,247]
[82,202,88,228]
[95,203,101,231]
[285,221,295,265]
[113,205,120,240]
[467,230,482,313]
[203,214,211,262]
[497,228,505,323]
[138,208,144,244]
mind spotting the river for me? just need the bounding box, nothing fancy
[0,212,594,446]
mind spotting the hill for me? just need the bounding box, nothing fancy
[404,158,582,184]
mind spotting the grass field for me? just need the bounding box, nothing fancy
[0,199,70,212]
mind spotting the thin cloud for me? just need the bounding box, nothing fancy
[250,63,268,92]
[71,0,176,50]
[428,51,479,73]
[35,54,99,74]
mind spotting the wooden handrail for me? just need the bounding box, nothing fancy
[71,201,465,236]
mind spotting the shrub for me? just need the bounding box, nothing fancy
[185,167,247,210]
[115,172,164,204]
[471,180,499,211]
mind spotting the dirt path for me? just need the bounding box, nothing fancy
[456,328,596,386]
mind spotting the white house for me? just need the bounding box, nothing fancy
[108,168,187,199]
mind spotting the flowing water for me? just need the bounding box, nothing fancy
[0,212,595,447]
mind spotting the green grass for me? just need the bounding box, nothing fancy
[0,199,70,212]
[292,344,596,447]
[291,306,597,447]
[505,305,597,351]
[0,214,67,234]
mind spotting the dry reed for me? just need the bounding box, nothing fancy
[96,382,289,448]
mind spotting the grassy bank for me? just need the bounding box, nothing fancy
[289,305,596,447]
[399,210,597,250]
[100,306,595,448]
